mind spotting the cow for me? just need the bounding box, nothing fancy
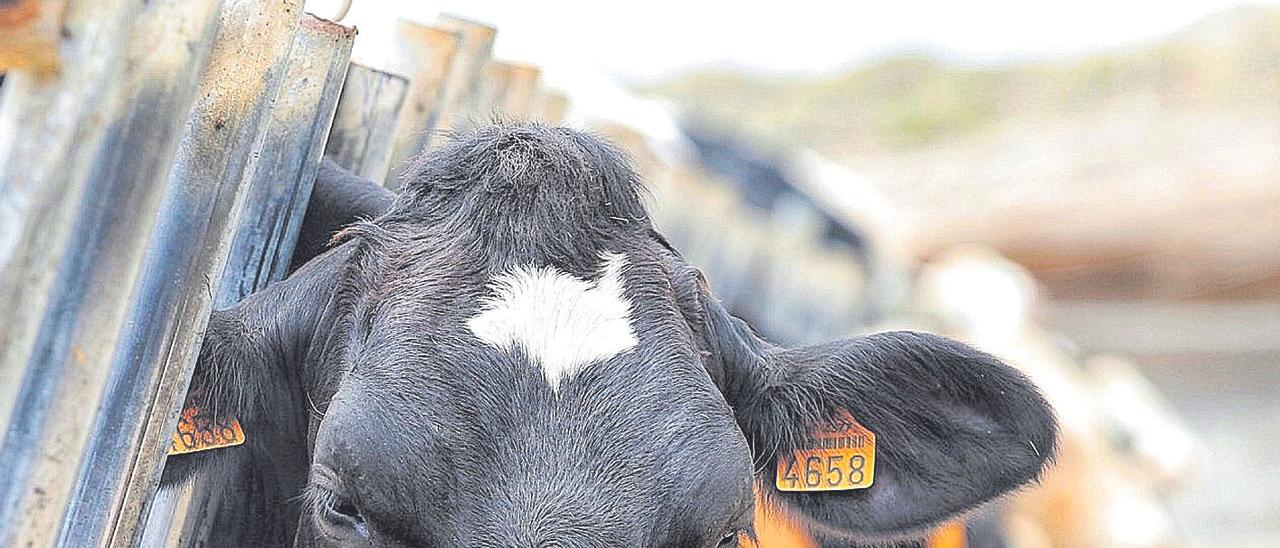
[162,123,1057,547]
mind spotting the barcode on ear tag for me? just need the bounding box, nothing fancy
[775,411,875,492]
[168,406,245,455]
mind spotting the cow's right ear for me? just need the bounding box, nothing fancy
[289,159,394,272]
[696,281,1057,543]
[161,241,355,486]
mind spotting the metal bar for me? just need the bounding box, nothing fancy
[217,15,356,301]
[497,63,541,119]
[0,0,226,544]
[383,19,457,188]
[53,0,306,544]
[323,62,409,182]
[0,0,64,73]
[140,14,356,546]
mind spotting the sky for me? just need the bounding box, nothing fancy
[306,0,1279,85]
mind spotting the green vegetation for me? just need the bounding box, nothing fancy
[641,5,1280,153]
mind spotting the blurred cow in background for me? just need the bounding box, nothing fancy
[602,111,1194,547]
[915,247,1197,548]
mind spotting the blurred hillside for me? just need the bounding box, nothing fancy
[645,5,1280,153]
[643,5,1280,303]
[649,10,1280,545]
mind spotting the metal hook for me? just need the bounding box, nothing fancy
[330,0,353,22]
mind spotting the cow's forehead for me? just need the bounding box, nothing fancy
[336,241,739,439]
[321,249,753,544]
[467,252,637,392]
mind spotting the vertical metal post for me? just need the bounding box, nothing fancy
[382,19,457,188]
[0,0,225,545]
[141,14,355,547]
[324,62,409,182]
[54,0,305,543]
[216,15,356,301]
[497,63,541,119]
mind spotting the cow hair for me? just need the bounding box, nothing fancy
[165,123,1058,547]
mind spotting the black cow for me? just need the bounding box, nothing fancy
[163,124,1056,547]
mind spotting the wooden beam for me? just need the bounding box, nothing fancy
[324,62,409,182]
[383,19,457,188]
[429,14,496,138]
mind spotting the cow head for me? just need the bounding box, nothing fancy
[165,124,1056,547]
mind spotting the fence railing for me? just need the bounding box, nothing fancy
[0,2,881,546]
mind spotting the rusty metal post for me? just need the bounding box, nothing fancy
[140,14,355,547]
[324,62,409,182]
[383,19,457,188]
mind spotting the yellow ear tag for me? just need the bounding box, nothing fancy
[168,406,245,455]
[775,411,876,492]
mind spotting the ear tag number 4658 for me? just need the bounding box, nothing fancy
[776,412,876,492]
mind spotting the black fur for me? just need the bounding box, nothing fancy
[166,123,1056,547]
[289,159,395,273]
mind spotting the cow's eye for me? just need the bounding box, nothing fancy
[329,495,363,523]
[313,487,368,539]
[716,530,742,547]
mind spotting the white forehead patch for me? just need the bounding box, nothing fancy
[467,253,638,391]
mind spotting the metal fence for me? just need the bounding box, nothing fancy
[0,1,882,546]
[0,1,556,545]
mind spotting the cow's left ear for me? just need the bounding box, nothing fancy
[699,289,1057,542]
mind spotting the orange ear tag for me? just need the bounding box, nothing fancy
[927,520,968,548]
[775,411,875,492]
[167,406,245,455]
[749,487,818,548]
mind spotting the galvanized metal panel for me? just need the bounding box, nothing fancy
[217,15,356,302]
[495,62,541,120]
[475,60,542,121]
[140,14,355,547]
[48,0,307,544]
[533,89,570,125]
[324,62,409,182]
[0,0,225,544]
